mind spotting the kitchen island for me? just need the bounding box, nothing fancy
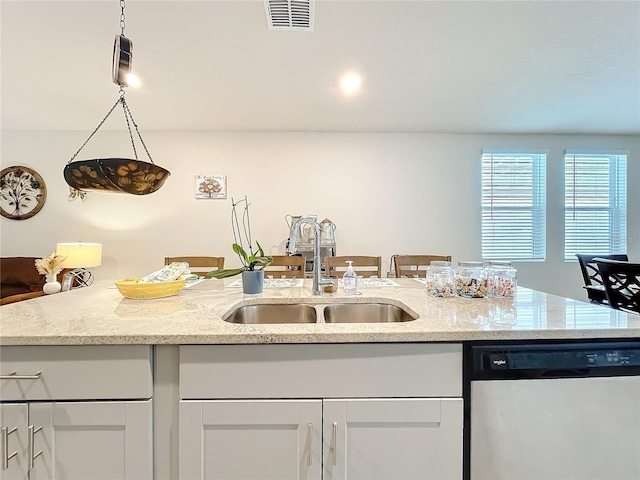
[1,279,638,480]
[1,277,638,345]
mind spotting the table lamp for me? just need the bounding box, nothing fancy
[56,242,102,287]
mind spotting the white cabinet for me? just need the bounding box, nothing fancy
[1,403,28,480]
[1,401,152,480]
[180,400,322,480]
[323,398,462,480]
[180,398,462,480]
[179,344,463,480]
[0,346,153,480]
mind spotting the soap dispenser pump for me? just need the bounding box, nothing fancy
[343,260,357,295]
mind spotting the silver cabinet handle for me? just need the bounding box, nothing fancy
[1,427,17,470]
[28,425,42,470]
[331,422,338,466]
[306,423,313,467]
[0,372,42,380]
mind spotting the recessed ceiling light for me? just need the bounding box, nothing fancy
[340,73,361,95]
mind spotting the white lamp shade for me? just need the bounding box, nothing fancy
[56,242,102,268]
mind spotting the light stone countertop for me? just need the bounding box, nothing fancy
[0,278,638,345]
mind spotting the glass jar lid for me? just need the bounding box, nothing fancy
[458,261,483,267]
[487,260,513,267]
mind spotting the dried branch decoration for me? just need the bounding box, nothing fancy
[35,252,67,276]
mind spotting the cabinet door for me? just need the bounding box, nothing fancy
[28,400,152,480]
[0,403,28,480]
[180,400,322,480]
[323,398,463,480]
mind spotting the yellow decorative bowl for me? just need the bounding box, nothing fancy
[114,278,186,299]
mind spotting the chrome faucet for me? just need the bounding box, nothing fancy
[287,216,333,295]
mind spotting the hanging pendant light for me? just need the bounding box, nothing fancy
[64,0,170,198]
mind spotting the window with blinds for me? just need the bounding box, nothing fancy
[564,151,627,261]
[481,151,547,261]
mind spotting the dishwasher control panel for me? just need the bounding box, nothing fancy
[468,341,640,380]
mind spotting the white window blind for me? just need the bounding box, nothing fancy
[481,152,547,261]
[564,152,627,261]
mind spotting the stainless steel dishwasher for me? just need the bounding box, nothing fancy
[464,341,640,480]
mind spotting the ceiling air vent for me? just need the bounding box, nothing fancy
[264,0,314,31]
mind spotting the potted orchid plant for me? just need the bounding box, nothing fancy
[208,196,272,293]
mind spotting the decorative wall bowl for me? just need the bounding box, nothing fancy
[64,158,170,195]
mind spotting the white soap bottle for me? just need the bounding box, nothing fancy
[343,260,358,295]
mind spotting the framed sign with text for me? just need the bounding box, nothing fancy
[195,175,227,199]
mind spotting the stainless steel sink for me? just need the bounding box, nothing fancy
[224,304,317,324]
[323,303,417,323]
[224,301,417,324]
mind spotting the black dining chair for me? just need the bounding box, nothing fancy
[594,258,640,314]
[575,254,629,304]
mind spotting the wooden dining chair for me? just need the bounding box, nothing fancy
[324,255,382,278]
[264,255,306,279]
[164,256,225,277]
[393,254,452,278]
[575,253,628,304]
[594,258,640,314]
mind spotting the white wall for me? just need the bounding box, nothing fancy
[1,130,638,301]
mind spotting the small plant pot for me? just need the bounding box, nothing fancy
[242,270,264,294]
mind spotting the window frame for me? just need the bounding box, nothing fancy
[481,150,547,262]
[563,150,628,261]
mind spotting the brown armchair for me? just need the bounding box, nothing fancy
[1,257,47,305]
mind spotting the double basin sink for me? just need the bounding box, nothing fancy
[224,301,418,324]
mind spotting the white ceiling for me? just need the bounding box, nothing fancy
[1,0,639,134]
